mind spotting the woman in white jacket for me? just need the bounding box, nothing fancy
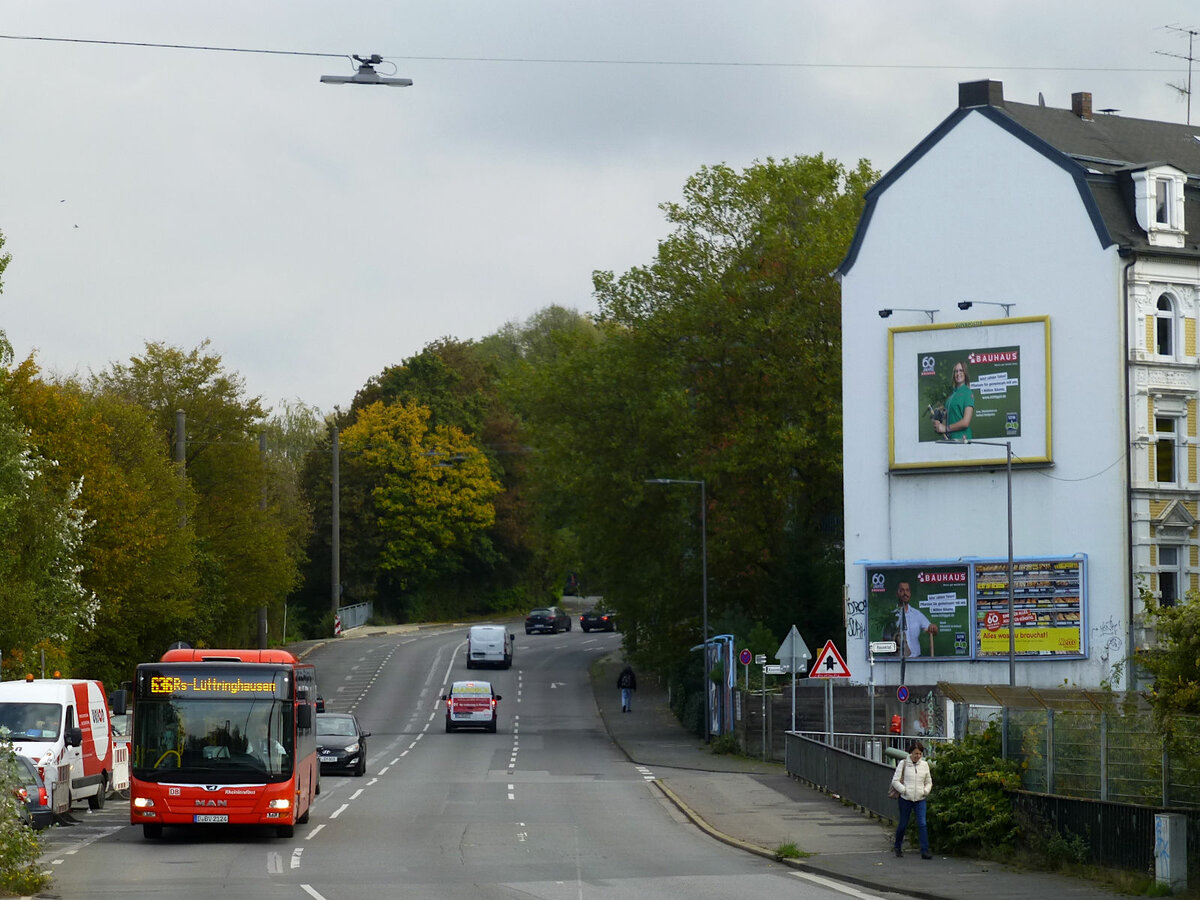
[891,740,933,859]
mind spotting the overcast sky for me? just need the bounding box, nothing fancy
[1,2,1195,413]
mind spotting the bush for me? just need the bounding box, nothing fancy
[926,725,1022,854]
[0,743,48,895]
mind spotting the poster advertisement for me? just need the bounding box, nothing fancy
[887,316,1051,470]
[865,565,972,661]
[974,559,1084,657]
[917,347,1022,443]
[862,556,1087,661]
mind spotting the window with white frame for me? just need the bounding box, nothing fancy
[1156,416,1181,484]
[1156,293,1177,357]
[1156,177,1176,228]
[1158,545,1181,606]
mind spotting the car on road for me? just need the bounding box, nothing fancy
[315,712,370,777]
[442,681,502,733]
[7,752,53,830]
[525,606,571,634]
[579,605,618,633]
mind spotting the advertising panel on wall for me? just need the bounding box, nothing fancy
[863,555,1086,662]
[887,316,1051,469]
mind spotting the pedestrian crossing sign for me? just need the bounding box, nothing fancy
[809,640,851,678]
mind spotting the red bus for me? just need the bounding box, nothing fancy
[129,648,320,839]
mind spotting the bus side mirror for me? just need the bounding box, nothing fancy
[66,727,83,748]
[297,705,313,730]
[315,696,325,713]
[109,690,128,716]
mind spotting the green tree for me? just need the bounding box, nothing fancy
[516,155,875,673]
[1137,587,1200,727]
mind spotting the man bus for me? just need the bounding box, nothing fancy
[129,648,320,839]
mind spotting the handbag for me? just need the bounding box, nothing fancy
[888,758,906,799]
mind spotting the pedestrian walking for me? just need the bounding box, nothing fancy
[617,665,636,712]
[891,740,933,859]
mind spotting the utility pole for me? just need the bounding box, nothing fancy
[1158,25,1200,124]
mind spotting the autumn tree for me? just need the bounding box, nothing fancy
[338,400,501,618]
[93,341,305,648]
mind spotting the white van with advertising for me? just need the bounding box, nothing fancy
[0,678,125,811]
[466,625,514,669]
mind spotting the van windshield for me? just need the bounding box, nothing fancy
[0,703,62,740]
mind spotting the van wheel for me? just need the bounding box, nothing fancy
[143,823,163,839]
[88,775,108,810]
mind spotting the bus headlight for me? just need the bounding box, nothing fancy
[132,797,155,809]
[268,798,291,810]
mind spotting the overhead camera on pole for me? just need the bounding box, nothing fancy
[320,54,413,87]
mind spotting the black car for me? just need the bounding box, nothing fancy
[6,753,52,830]
[579,606,617,633]
[525,606,571,634]
[315,712,370,777]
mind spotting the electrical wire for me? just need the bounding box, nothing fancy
[0,33,1186,73]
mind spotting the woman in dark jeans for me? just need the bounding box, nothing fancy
[891,740,934,859]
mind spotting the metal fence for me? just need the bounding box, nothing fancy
[784,731,898,821]
[337,601,372,631]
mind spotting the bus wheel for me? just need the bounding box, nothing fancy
[277,824,295,838]
[297,807,310,825]
[143,824,163,839]
[88,775,108,810]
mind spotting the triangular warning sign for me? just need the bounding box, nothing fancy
[809,640,851,678]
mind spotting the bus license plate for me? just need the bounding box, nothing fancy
[194,814,229,824]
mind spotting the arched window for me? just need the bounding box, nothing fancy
[1156,294,1176,356]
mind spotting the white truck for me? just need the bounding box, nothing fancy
[0,678,126,811]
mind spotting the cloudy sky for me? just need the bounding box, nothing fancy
[0,2,1194,413]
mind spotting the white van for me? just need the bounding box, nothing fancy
[466,625,514,669]
[0,679,124,810]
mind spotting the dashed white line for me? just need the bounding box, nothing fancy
[290,848,304,869]
[300,885,329,900]
[305,824,325,840]
[350,789,364,800]
[329,803,350,820]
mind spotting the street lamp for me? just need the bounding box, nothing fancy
[321,54,413,87]
[878,308,939,323]
[958,300,1015,317]
[935,438,1015,686]
[645,477,709,743]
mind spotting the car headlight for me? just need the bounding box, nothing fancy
[345,742,360,754]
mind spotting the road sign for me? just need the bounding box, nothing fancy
[897,685,910,702]
[809,640,852,678]
[762,664,786,675]
[869,641,897,655]
[739,648,752,666]
[754,654,766,665]
[775,625,812,667]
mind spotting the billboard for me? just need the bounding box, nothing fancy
[888,316,1050,469]
[863,556,1086,662]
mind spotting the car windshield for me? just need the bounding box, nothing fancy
[316,716,358,737]
[0,703,61,741]
[529,609,551,617]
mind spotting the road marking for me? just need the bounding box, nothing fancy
[350,789,363,800]
[791,871,882,899]
[329,803,349,819]
[300,885,328,900]
[305,824,325,840]
[378,766,389,775]
[290,847,303,869]
[390,758,400,765]
[267,851,283,873]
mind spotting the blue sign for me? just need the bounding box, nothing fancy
[897,685,910,702]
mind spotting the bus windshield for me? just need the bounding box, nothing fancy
[132,697,294,783]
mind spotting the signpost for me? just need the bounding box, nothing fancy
[755,654,767,760]
[867,641,896,736]
[776,626,812,733]
[739,648,752,690]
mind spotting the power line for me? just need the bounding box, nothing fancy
[0,33,1186,74]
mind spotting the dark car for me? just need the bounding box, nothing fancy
[6,753,52,830]
[580,605,618,633]
[315,712,371,777]
[525,606,571,634]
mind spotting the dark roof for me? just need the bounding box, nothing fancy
[837,81,1200,275]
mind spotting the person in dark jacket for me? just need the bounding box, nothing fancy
[617,665,637,712]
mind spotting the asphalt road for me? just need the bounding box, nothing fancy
[35,626,872,900]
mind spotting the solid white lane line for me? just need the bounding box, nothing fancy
[792,871,884,900]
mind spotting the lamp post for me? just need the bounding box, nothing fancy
[936,438,1015,687]
[646,477,709,743]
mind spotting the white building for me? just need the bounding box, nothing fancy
[838,80,1200,690]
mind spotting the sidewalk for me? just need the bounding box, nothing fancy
[591,657,1129,899]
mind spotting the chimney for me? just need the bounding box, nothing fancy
[1072,91,1093,121]
[959,80,1005,109]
